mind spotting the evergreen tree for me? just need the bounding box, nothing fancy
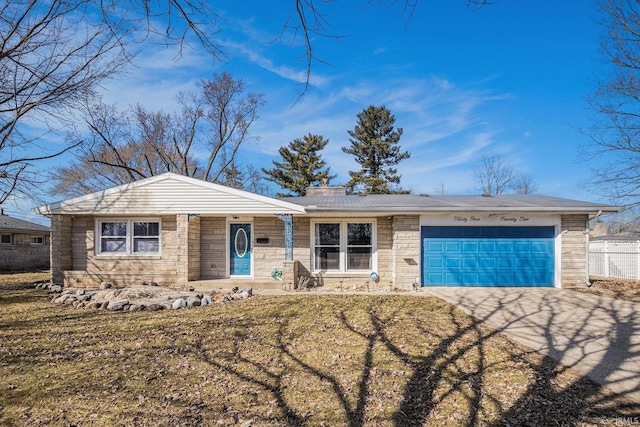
[342,105,410,194]
[262,134,336,197]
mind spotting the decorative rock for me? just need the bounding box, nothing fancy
[64,296,78,305]
[129,304,138,312]
[76,289,86,296]
[87,302,102,310]
[203,295,213,305]
[238,291,250,299]
[147,303,162,311]
[172,298,187,309]
[50,285,63,293]
[214,294,225,303]
[100,301,110,310]
[107,299,129,311]
[239,287,253,296]
[150,282,158,286]
[160,302,173,310]
[100,281,113,290]
[186,296,201,307]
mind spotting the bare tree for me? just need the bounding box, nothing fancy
[472,152,517,195]
[3,0,495,203]
[585,0,640,206]
[50,73,264,196]
[0,0,225,204]
[199,73,266,183]
[510,172,537,194]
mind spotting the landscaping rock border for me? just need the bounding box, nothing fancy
[35,282,253,311]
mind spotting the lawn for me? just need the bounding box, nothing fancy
[1,273,638,426]
[570,277,640,303]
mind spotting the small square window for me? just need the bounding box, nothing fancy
[31,236,44,245]
[1,234,11,244]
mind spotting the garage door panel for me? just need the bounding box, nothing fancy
[445,258,460,268]
[532,241,552,253]
[480,242,496,252]
[463,258,478,268]
[428,242,444,252]
[445,242,461,252]
[427,257,443,268]
[463,242,478,253]
[422,226,555,287]
[479,258,495,268]
[497,242,514,253]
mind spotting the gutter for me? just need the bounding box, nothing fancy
[301,206,621,215]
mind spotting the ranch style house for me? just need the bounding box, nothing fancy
[35,173,618,289]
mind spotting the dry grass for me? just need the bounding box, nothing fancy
[571,277,640,303]
[1,274,639,426]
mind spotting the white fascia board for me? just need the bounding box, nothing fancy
[34,173,306,215]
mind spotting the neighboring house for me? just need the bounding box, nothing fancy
[0,211,50,271]
[35,173,618,289]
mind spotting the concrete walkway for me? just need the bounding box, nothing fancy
[421,287,640,403]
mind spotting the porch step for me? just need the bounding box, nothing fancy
[188,279,287,292]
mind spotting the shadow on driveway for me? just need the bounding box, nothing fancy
[422,287,640,404]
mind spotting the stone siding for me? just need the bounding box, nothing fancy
[0,232,49,271]
[200,217,226,279]
[561,214,589,287]
[188,216,201,281]
[61,215,184,287]
[253,216,285,280]
[51,215,72,284]
[392,215,421,289]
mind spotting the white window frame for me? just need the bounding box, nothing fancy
[311,219,377,273]
[96,219,161,255]
[30,235,44,245]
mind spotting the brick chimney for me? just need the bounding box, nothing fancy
[305,178,346,196]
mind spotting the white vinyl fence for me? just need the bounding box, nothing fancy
[589,240,640,279]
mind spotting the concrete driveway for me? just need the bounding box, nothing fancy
[422,287,640,403]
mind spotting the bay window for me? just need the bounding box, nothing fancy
[98,219,160,255]
[313,220,375,272]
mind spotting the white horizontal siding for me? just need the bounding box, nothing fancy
[45,174,305,215]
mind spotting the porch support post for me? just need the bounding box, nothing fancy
[276,214,293,261]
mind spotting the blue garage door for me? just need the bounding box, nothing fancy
[422,226,555,287]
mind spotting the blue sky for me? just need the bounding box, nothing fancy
[10,1,610,224]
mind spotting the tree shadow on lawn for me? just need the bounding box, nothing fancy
[193,295,640,426]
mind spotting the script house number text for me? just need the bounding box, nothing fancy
[452,215,531,223]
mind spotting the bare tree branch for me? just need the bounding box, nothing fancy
[50,74,265,196]
[585,0,640,207]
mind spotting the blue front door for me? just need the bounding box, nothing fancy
[230,223,251,276]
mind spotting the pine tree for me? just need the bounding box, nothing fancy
[262,134,336,197]
[342,105,410,194]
